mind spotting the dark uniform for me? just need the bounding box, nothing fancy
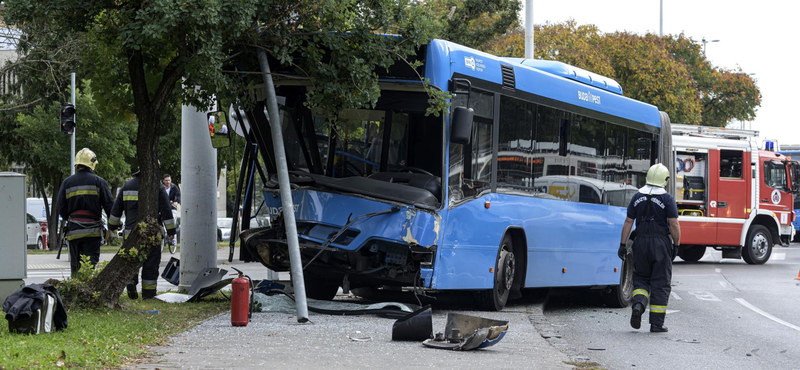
[165,183,180,210]
[626,187,678,328]
[57,168,114,276]
[108,174,176,298]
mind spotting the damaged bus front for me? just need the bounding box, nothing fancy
[238,49,460,300]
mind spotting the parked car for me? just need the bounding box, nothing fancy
[26,213,46,250]
[217,217,233,242]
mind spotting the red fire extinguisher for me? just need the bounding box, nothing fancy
[231,267,252,327]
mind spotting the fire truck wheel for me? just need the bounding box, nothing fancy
[303,276,340,300]
[678,246,706,262]
[603,249,633,308]
[742,225,773,265]
[480,235,514,311]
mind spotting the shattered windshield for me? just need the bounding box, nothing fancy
[272,87,445,206]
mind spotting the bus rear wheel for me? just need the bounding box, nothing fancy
[742,225,772,265]
[678,246,706,262]
[480,235,515,311]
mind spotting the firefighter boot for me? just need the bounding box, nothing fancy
[126,280,138,300]
[650,325,668,333]
[630,303,644,329]
[142,289,157,300]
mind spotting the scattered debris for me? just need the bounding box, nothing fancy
[154,268,230,303]
[347,331,372,342]
[422,313,509,351]
[392,305,433,341]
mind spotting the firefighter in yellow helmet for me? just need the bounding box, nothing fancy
[619,163,681,333]
[56,148,114,276]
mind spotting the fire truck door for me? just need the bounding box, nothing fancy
[715,150,747,245]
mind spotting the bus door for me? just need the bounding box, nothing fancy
[715,149,748,245]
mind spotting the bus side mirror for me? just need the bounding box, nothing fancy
[450,106,473,145]
[208,110,231,149]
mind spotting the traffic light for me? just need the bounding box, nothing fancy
[60,103,75,135]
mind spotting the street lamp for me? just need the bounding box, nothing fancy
[701,37,719,55]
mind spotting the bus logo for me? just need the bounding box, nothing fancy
[464,56,476,71]
[578,90,601,105]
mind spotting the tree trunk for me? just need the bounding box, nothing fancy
[79,48,183,308]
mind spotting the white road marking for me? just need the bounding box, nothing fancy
[688,291,721,301]
[771,253,786,261]
[715,268,721,273]
[735,298,800,332]
[670,292,682,300]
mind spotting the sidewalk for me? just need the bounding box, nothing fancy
[129,301,574,370]
[27,251,577,369]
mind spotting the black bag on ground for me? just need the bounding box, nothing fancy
[3,283,68,334]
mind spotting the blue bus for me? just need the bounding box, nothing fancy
[237,39,672,310]
[778,149,800,240]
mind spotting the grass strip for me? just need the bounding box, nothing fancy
[0,294,228,369]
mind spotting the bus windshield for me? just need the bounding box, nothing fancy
[269,87,444,208]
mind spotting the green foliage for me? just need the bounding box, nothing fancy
[13,80,135,190]
[428,0,521,50]
[483,20,761,127]
[0,295,227,369]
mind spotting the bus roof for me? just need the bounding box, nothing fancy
[424,39,661,128]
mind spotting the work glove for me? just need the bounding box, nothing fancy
[618,242,628,261]
[672,244,679,260]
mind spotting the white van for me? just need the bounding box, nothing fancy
[26,198,51,222]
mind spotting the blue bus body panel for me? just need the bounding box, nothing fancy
[262,189,441,251]
[505,58,624,95]
[425,40,661,128]
[435,193,625,290]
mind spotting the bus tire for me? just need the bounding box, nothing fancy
[678,246,705,262]
[480,235,515,311]
[303,275,340,301]
[742,225,772,265]
[602,249,633,308]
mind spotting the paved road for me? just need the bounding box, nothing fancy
[541,243,800,370]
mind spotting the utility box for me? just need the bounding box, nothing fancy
[0,172,27,303]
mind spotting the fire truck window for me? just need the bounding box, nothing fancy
[720,150,743,179]
[764,161,787,191]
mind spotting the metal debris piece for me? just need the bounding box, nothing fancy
[347,331,372,342]
[422,313,509,351]
[392,305,433,341]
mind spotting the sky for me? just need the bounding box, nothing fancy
[524,0,800,147]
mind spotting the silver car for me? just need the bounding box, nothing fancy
[26,213,46,249]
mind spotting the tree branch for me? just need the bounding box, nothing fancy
[0,98,42,111]
[151,53,184,117]
[126,48,151,119]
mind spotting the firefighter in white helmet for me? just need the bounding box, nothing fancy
[56,148,114,276]
[619,163,681,333]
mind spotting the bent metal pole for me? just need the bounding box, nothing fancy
[257,49,309,322]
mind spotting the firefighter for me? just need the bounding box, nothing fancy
[618,163,681,333]
[108,171,176,299]
[57,148,115,276]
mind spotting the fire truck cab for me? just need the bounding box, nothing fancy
[672,124,800,264]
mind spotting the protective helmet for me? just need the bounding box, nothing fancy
[75,148,98,171]
[645,163,670,188]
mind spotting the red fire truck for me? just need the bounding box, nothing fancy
[671,124,799,264]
